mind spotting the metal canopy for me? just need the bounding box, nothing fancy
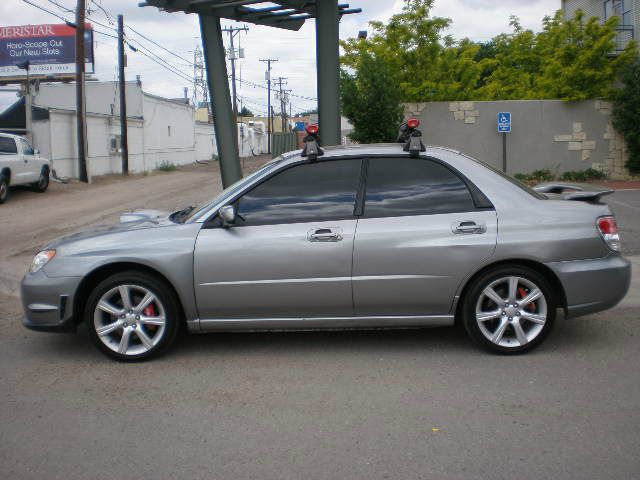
[139,1,361,31]
[140,0,361,188]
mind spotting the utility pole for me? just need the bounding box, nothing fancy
[259,58,277,154]
[117,14,129,175]
[274,76,287,132]
[222,25,248,122]
[75,0,88,182]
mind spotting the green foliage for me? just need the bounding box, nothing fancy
[340,4,639,102]
[515,168,607,184]
[239,106,253,117]
[514,169,555,184]
[340,51,403,143]
[560,168,607,181]
[612,61,640,174]
[157,161,177,172]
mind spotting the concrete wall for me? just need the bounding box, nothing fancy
[33,81,144,118]
[406,100,629,178]
[33,109,145,178]
[195,122,217,161]
[141,93,195,170]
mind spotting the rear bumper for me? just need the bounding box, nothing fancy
[546,254,631,319]
[21,270,82,333]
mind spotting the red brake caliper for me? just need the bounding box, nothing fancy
[143,303,158,332]
[518,287,536,312]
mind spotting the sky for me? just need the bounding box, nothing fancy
[0,0,560,114]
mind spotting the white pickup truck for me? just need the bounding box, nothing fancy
[0,132,50,204]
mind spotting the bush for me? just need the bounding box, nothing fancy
[560,168,607,182]
[513,169,554,184]
[514,168,607,185]
[157,161,177,172]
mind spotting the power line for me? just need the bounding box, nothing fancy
[21,0,75,25]
[125,25,193,64]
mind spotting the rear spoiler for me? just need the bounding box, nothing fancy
[533,182,614,202]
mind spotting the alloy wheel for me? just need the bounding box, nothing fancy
[475,276,547,348]
[93,284,166,356]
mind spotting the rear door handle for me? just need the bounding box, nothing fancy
[308,227,343,242]
[452,221,485,234]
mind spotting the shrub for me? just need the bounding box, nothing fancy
[157,161,178,172]
[514,168,607,185]
[560,168,607,182]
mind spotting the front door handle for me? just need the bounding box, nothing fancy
[452,221,485,234]
[308,228,343,242]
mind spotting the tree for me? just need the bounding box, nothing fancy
[612,61,640,174]
[341,4,638,102]
[239,106,253,117]
[340,52,403,144]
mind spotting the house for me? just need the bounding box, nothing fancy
[562,0,638,52]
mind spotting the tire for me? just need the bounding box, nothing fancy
[85,271,181,361]
[33,166,49,193]
[461,265,556,354]
[0,175,9,204]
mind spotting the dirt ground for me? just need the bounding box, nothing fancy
[0,156,269,296]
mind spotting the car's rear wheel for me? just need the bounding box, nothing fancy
[0,175,9,204]
[85,271,180,361]
[33,166,49,193]
[462,265,555,354]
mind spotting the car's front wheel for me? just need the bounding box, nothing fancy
[85,271,180,361]
[461,265,555,354]
[33,166,49,193]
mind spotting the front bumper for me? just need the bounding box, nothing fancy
[546,254,631,319]
[21,270,82,333]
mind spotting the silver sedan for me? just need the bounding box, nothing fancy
[21,141,631,360]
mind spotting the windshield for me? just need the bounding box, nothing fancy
[178,158,284,222]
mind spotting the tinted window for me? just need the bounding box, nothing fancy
[364,157,476,217]
[20,139,34,155]
[235,159,361,226]
[0,137,17,154]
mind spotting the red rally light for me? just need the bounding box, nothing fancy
[407,118,420,129]
[306,124,319,135]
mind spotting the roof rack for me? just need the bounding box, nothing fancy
[397,118,426,157]
[300,124,324,161]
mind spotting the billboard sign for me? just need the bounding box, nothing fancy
[0,23,94,80]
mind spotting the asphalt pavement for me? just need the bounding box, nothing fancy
[609,189,640,255]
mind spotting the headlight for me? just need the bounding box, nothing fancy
[30,250,56,273]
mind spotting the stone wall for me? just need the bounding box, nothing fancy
[404,100,630,179]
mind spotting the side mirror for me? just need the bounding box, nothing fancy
[218,205,236,227]
[34,148,40,155]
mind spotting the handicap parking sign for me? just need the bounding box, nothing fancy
[498,112,511,133]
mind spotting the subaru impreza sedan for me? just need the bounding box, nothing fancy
[21,124,631,360]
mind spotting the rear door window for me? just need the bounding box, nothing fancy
[363,157,477,218]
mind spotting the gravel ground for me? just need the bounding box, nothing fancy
[1,160,639,479]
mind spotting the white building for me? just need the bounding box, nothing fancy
[25,80,220,179]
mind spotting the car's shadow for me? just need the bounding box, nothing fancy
[26,309,621,363]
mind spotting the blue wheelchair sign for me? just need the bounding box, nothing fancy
[498,112,511,133]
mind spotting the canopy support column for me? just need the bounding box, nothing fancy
[315,0,341,146]
[199,14,242,187]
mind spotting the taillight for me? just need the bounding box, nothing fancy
[597,216,621,252]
